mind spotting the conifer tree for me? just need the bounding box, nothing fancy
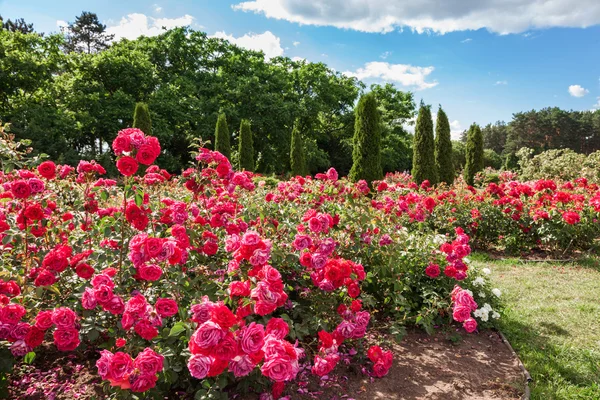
[434,107,454,184]
[238,119,254,171]
[290,120,307,176]
[412,103,438,185]
[132,102,152,135]
[214,113,231,159]
[349,92,383,185]
[464,123,484,185]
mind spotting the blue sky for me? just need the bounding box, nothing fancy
[2,0,600,138]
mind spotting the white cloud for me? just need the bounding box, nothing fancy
[106,13,194,40]
[592,97,600,110]
[233,0,600,34]
[450,120,463,140]
[154,4,162,13]
[344,62,438,90]
[568,84,589,97]
[495,80,508,85]
[293,41,300,47]
[56,20,68,30]
[380,51,392,59]
[291,56,306,62]
[212,31,284,59]
[461,38,472,43]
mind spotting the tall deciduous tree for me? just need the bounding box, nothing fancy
[214,113,231,159]
[290,120,307,176]
[132,102,152,135]
[464,123,484,185]
[349,92,383,185]
[412,103,437,185]
[238,119,254,171]
[435,107,454,184]
[64,12,113,54]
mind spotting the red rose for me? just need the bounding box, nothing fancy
[75,263,95,279]
[155,298,178,318]
[130,371,158,393]
[116,156,139,176]
[347,281,360,298]
[11,180,31,199]
[51,307,77,328]
[134,320,159,341]
[138,264,162,281]
[210,305,237,329]
[53,327,80,351]
[115,338,127,348]
[135,144,158,165]
[35,310,54,330]
[37,161,56,179]
[0,303,26,325]
[563,211,580,225]
[133,347,164,375]
[112,135,132,155]
[25,326,45,348]
[34,269,57,287]
[425,263,441,278]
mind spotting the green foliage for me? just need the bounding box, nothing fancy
[434,107,454,184]
[214,113,231,159]
[349,92,383,184]
[370,83,415,174]
[238,119,254,171]
[0,123,48,172]
[452,140,466,172]
[0,15,35,34]
[412,104,437,185]
[132,102,152,136]
[516,147,600,182]
[483,149,502,169]
[290,121,307,176]
[464,123,484,185]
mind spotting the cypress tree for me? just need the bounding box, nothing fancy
[290,120,307,176]
[214,113,231,159]
[349,92,383,185]
[132,102,152,135]
[434,107,455,184]
[412,103,438,185]
[238,119,254,171]
[464,123,484,185]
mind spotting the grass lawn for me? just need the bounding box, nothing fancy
[470,253,600,399]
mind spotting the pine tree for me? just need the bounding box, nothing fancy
[464,123,484,185]
[349,93,383,185]
[64,12,114,54]
[238,119,254,171]
[290,120,307,176]
[412,103,438,185]
[132,102,152,135]
[214,113,231,159]
[434,107,455,184]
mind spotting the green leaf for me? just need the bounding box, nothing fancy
[23,352,36,364]
[169,322,186,337]
[135,193,143,206]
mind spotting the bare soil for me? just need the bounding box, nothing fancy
[6,329,524,400]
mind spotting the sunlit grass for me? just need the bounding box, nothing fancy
[471,253,600,399]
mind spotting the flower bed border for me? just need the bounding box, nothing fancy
[496,329,532,400]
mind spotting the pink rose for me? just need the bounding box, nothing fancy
[138,264,163,281]
[188,354,211,379]
[463,317,478,333]
[240,322,265,354]
[311,354,339,376]
[211,332,238,361]
[191,298,215,324]
[266,318,289,340]
[103,295,125,315]
[107,351,134,381]
[452,305,471,323]
[261,357,298,382]
[190,321,226,351]
[130,371,158,393]
[34,310,54,330]
[0,303,26,325]
[229,355,256,378]
[134,348,164,375]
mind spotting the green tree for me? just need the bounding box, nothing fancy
[238,119,254,171]
[64,11,113,54]
[214,113,231,159]
[464,123,484,185]
[412,103,437,185]
[0,15,35,34]
[434,106,454,184]
[290,120,307,176]
[132,102,152,135]
[349,92,383,184]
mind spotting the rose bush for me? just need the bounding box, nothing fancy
[0,130,505,398]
